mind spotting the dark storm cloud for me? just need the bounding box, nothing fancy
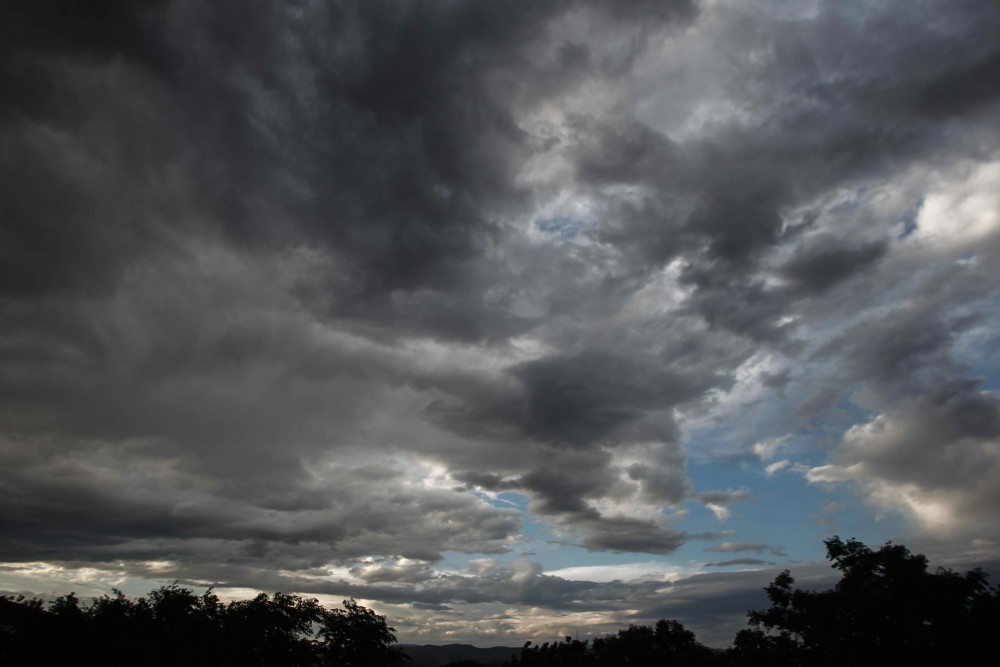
[0,0,170,127]
[0,60,181,298]
[687,180,786,265]
[0,0,712,577]
[779,238,888,294]
[0,0,186,300]
[627,457,693,505]
[510,350,708,447]
[906,43,1000,121]
[0,445,522,564]
[0,0,698,326]
[574,117,688,192]
[681,273,789,343]
[429,345,718,466]
[0,0,168,62]
[807,280,990,409]
[596,0,696,23]
[146,0,699,341]
[575,515,694,555]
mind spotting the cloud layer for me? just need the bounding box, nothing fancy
[2,0,999,647]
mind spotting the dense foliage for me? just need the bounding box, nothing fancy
[731,536,1000,667]
[2,537,998,666]
[0,585,406,667]
[507,618,713,666]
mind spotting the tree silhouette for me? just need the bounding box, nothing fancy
[592,619,712,666]
[508,637,594,666]
[224,591,322,666]
[509,620,712,666]
[733,535,1000,667]
[317,597,408,666]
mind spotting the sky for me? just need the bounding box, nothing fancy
[2,0,1000,648]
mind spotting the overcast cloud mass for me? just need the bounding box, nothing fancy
[2,0,1000,647]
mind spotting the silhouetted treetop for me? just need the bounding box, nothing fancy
[733,535,1000,667]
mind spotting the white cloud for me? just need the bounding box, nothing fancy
[753,436,790,461]
[911,161,1000,251]
[765,459,790,476]
[546,561,693,583]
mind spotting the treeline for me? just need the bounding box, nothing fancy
[0,586,405,666]
[2,537,999,667]
[506,618,711,666]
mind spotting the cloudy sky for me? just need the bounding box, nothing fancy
[3,0,1000,647]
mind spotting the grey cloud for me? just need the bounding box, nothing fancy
[512,450,696,555]
[452,444,701,556]
[697,490,753,521]
[759,368,791,397]
[426,343,720,540]
[574,117,688,192]
[910,47,1000,120]
[430,346,716,457]
[519,449,618,515]
[155,0,697,342]
[581,0,1000,345]
[705,558,772,567]
[511,350,708,448]
[0,446,521,565]
[576,515,692,555]
[706,542,785,557]
[453,471,508,493]
[697,490,752,506]
[687,179,786,265]
[594,0,697,24]
[808,379,1000,530]
[811,301,982,399]
[780,238,888,294]
[627,459,693,505]
[0,62,187,299]
[679,274,790,343]
[350,558,437,585]
[0,1,170,101]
